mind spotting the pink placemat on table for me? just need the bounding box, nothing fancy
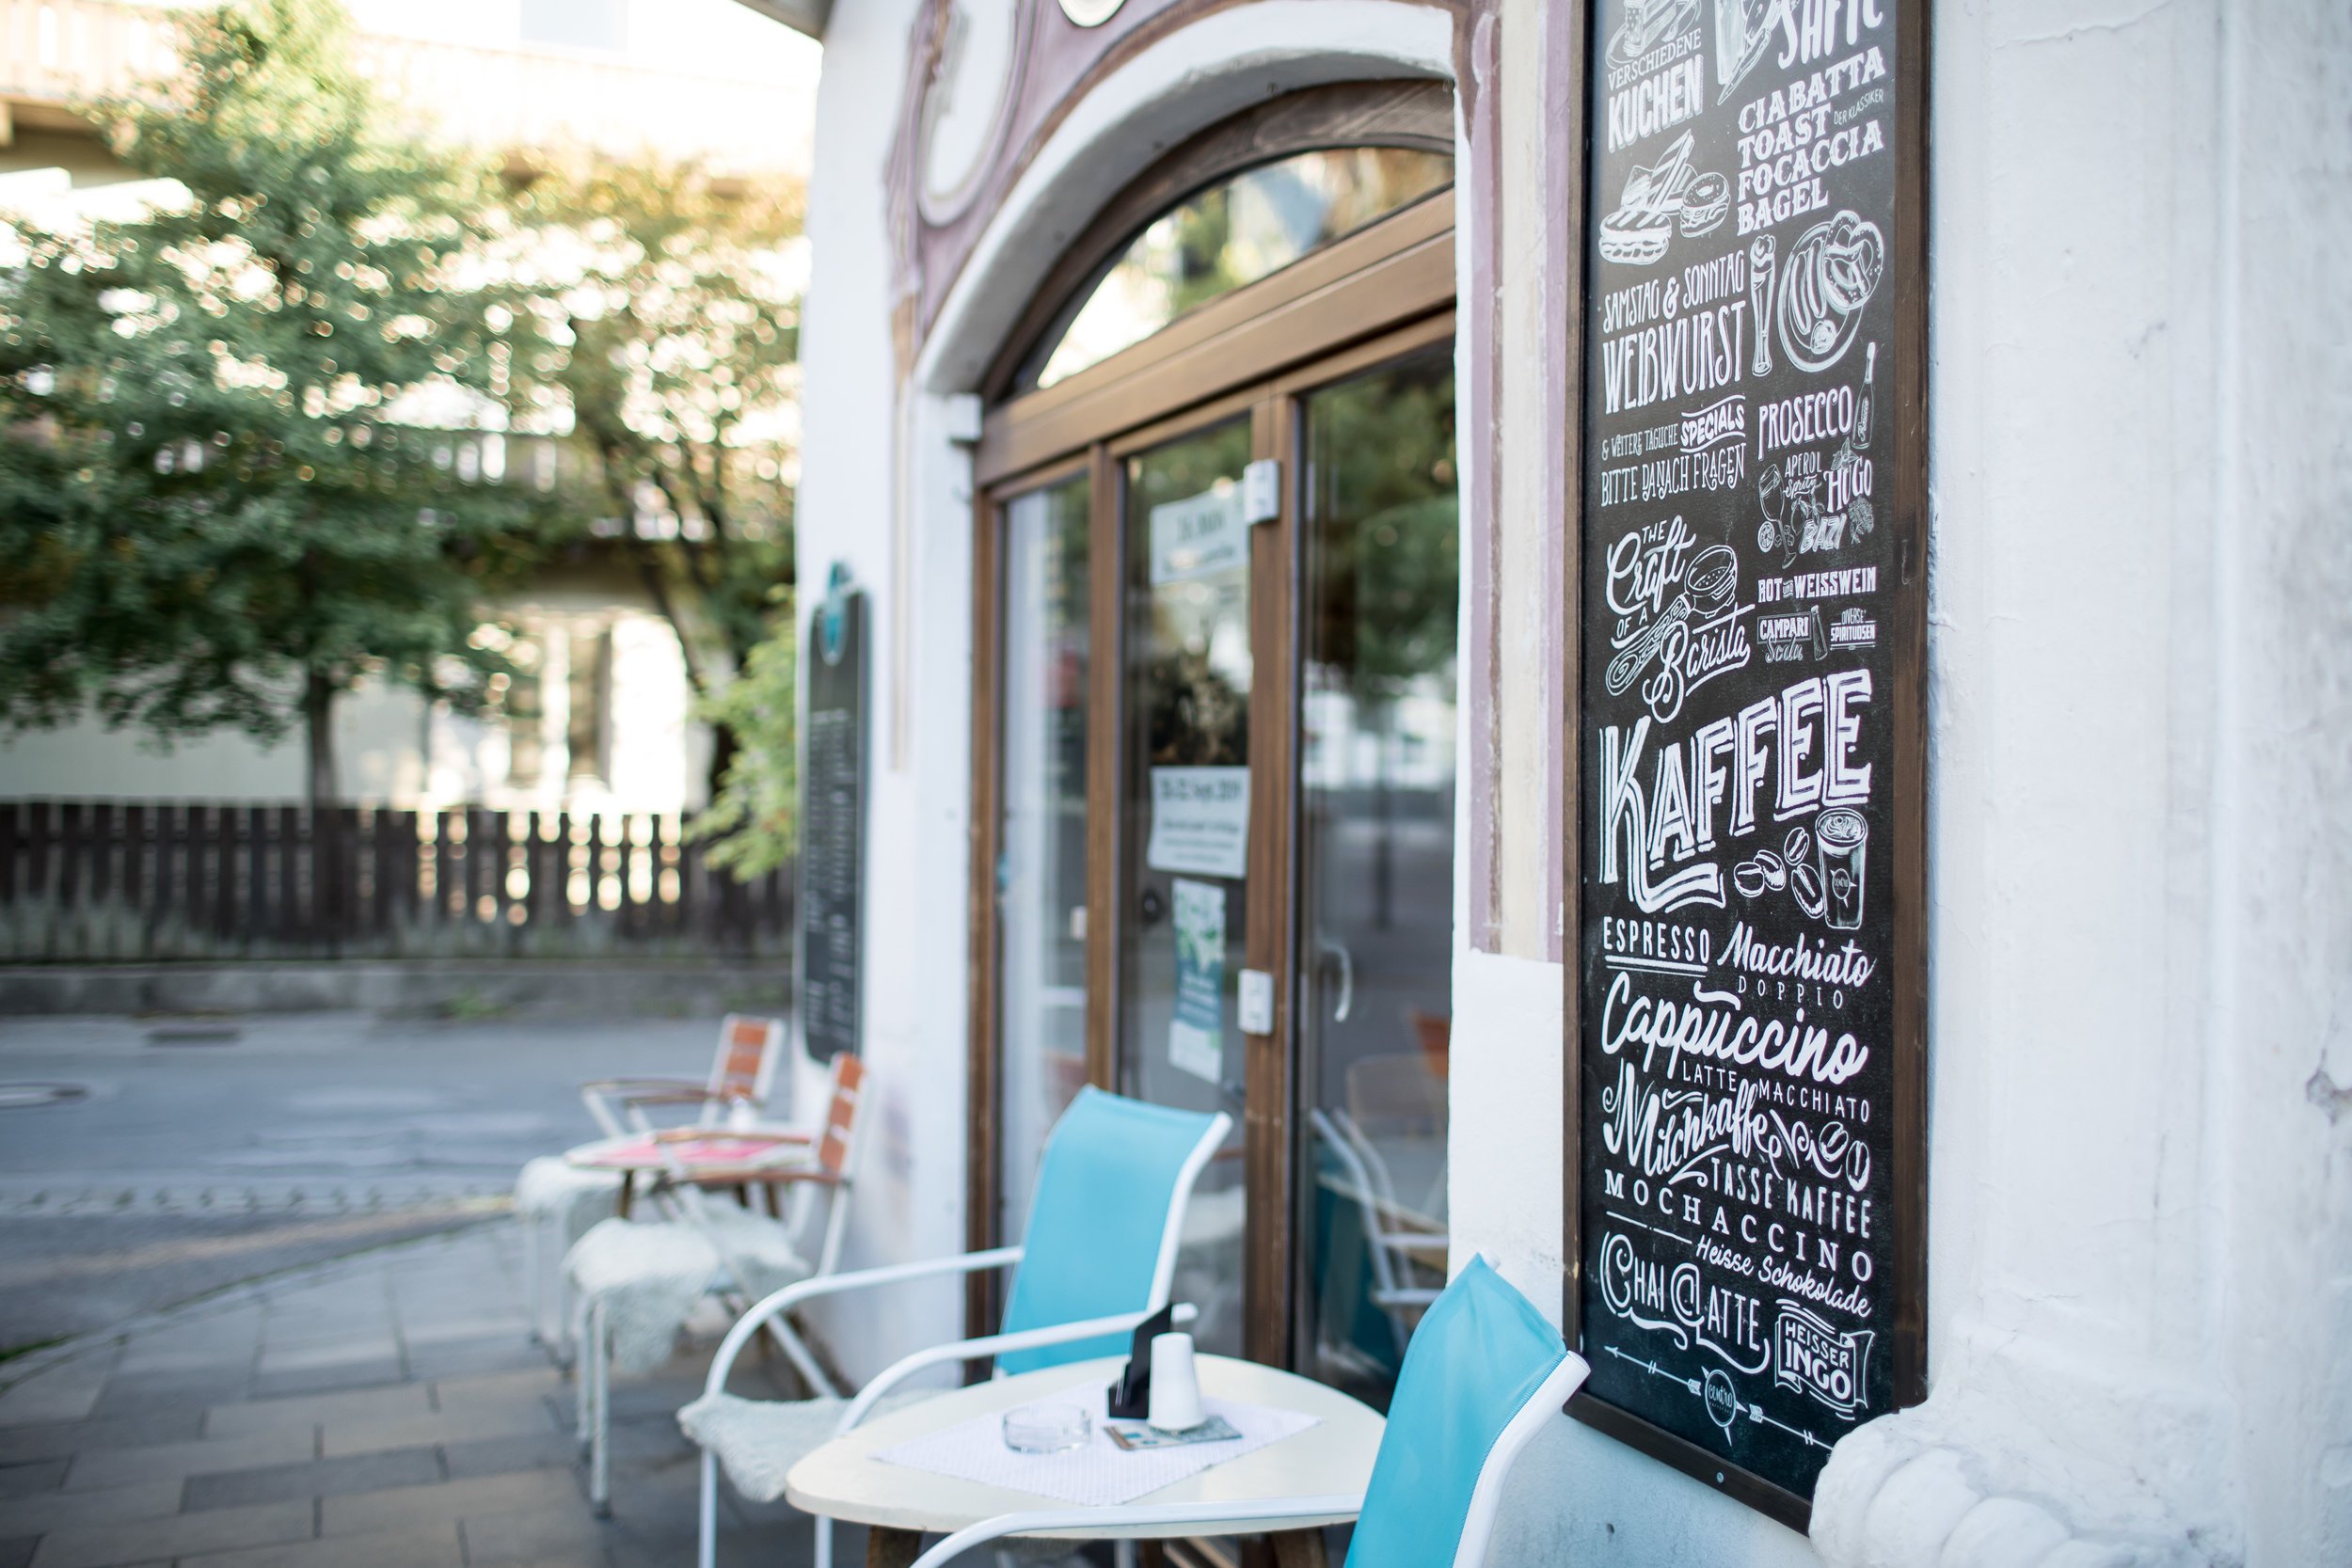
[569,1133,805,1170]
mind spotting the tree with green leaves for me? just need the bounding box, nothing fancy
[0,0,544,807]
[690,587,796,877]
[492,156,801,800]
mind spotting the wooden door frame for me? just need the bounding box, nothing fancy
[963,446,1092,1347]
[966,189,1458,1369]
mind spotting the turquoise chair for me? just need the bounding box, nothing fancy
[904,1255,1591,1568]
[682,1086,1231,1568]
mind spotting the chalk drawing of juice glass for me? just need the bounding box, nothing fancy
[1815,808,1867,930]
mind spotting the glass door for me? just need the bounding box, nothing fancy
[994,472,1093,1242]
[1099,341,1456,1389]
[978,331,1458,1385]
[1116,414,1257,1358]
[1294,343,1458,1408]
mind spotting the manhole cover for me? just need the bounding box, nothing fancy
[148,1026,242,1046]
[0,1083,90,1109]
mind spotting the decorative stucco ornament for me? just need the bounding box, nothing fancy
[1057,0,1125,26]
[919,0,1027,223]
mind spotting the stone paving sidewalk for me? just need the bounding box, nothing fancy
[0,1221,849,1568]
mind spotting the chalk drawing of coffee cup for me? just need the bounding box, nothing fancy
[1815,807,1867,930]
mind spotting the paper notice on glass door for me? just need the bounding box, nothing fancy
[1147,767,1249,878]
[1148,483,1247,584]
[1168,878,1226,1084]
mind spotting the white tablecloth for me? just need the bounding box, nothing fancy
[873,1380,1320,1508]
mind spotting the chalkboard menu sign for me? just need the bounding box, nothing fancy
[801,574,867,1063]
[1568,0,1926,1526]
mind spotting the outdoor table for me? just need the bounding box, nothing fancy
[786,1353,1383,1568]
[563,1128,816,1218]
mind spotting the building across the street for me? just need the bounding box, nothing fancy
[0,0,819,815]
[756,0,2349,1563]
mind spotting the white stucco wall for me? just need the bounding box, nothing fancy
[796,0,2348,1560]
[786,0,970,1380]
[1805,4,2349,1564]
[795,0,1468,1386]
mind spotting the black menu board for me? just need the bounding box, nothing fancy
[1569,0,1926,1525]
[800,578,866,1063]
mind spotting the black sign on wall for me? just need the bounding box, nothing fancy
[1567,0,1927,1527]
[801,572,867,1063]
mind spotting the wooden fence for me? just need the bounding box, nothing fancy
[0,800,791,962]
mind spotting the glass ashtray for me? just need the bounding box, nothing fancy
[1003,1404,1092,1454]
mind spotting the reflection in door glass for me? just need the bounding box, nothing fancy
[998,476,1090,1243]
[1120,417,1253,1358]
[1297,345,1456,1409]
[1030,150,1454,390]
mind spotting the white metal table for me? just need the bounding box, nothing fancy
[785,1353,1383,1567]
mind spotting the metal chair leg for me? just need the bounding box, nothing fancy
[589,1297,612,1518]
[523,1212,544,1344]
[697,1449,718,1568]
[573,1293,594,1445]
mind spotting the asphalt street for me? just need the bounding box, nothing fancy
[0,1011,718,1352]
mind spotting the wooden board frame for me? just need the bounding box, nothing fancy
[1559,0,1931,1530]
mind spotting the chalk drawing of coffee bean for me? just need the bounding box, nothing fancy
[1791,863,1827,919]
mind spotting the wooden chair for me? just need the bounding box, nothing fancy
[514,1014,789,1352]
[567,1052,866,1516]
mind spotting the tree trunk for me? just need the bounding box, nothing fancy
[706,719,737,807]
[303,669,337,812]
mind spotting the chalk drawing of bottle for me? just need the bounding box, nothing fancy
[1855,341,1877,448]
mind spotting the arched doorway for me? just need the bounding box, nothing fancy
[968,82,1458,1408]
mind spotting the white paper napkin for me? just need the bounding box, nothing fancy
[873,1381,1320,1508]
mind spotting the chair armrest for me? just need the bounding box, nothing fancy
[907,1497,1365,1568]
[701,1246,1027,1398]
[1371,1230,1450,1258]
[580,1078,717,1138]
[1370,1287,1441,1307]
[835,1304,1200,1434]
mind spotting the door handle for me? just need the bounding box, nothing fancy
[1318,937,1353,1023]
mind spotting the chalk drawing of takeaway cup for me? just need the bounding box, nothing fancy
[1815,807,1867,930]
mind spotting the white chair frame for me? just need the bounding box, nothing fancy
[690,1108,1229,1568]
[1309,1107,1446,1357]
